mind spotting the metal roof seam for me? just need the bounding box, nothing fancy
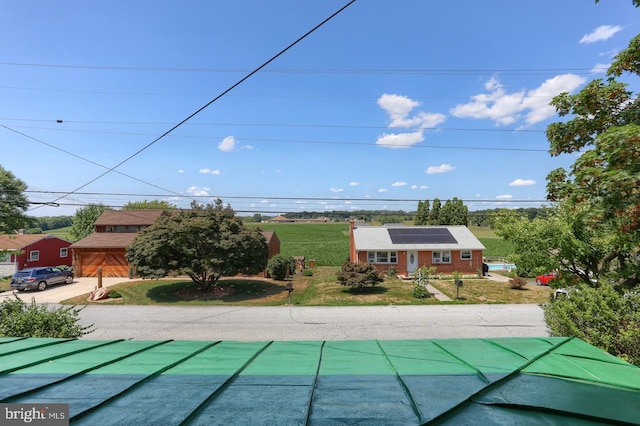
[304,340,326,426]
[179,341,274,425]
[376,340,425,424]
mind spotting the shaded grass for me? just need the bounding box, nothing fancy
[62,267,552,306]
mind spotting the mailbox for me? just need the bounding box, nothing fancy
[455,278,463,300]
[285,282,293,292]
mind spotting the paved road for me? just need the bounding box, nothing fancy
[2,273,548,341]
[74,304,548,341]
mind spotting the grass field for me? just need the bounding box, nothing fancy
[44,226,73,241]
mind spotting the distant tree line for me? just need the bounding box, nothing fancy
[243,206,550,227]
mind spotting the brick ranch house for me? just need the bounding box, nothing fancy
[0,234,73,277]
[70,209,280,278]
[349,221,485,276]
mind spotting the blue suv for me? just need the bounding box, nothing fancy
[10,267,74,291]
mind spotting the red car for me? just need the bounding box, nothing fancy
[535,271,558,286]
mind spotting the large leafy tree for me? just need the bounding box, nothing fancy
[126,200,268,291]
[70,203,111,241]
[543,31,640,287]
[0,165,31,233]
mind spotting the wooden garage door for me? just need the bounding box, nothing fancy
[79,251,130,277]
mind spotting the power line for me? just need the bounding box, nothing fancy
[0,62,606,75]
[4,124,549,153]
[14,0,357,209]
[1,118,547,133]
[23,189,549,204]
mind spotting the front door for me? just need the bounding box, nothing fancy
[407,251,418,274]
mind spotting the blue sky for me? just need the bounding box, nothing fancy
[1,1,638,217]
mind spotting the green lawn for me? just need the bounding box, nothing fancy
[63,266,552,306]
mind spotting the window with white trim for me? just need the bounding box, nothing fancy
[367,251,397,264]
[29,250,40,261]
[432,250,451,264]
[460,250,472,261]
[60,247,68,258]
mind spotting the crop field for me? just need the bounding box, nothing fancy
[247,222,350,266]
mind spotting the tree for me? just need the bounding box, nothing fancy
[0,165,31,233]
[126,200,268,292]
[70,203,111,241]
[543,32,640,287]
[440,197,468,226]
[429,198,442,225]
[545,284,640,366]
[122,200,177,210]
[267,255,296,280]
[494,203,615,285]
[336,261,383,291]
[414,200,430,225]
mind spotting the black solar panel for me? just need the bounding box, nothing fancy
[387,228,457,244]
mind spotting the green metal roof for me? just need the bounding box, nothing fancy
[1,337,639,424]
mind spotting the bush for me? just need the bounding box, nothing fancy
[266,255,296,280]
[0,295,93,338]
[108,290,122,299]
[509,276,527,290]
[301,269,313,277]
[384,266,397,279]
[412,285,430,299]
[336,261,383,291]
[544,284,640,366]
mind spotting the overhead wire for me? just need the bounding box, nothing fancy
[6,0,358,211]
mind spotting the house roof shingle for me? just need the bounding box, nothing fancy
[0,234,69,250]
[69,233,138,249]
[93,210,167,227]
[353,225,485,251]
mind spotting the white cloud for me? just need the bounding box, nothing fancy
[218,136,236,152]
[590,63,610,74]
[579,25,622,44]
[199,168,221,175]
[329,187,344,193]
[451,75,585,126]
[496,194,513,200]
[186,186,210,196]
[349,182,359,186]
[375,94,446,149]
[521,74,586,124]
[509,178,536,187]
[391,181,407,187]
[344,201,352,204]
[177,169,185,174]
[260,200,269,204]
[426,164,455,174]
[375,131,424,149]
[378,188,388,193]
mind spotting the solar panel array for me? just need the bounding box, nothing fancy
[387,228,458,244]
